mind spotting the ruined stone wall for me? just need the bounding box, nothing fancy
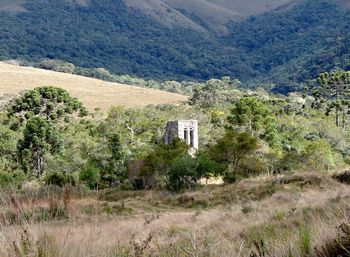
[165,120,198,150]
[164,121,179,145]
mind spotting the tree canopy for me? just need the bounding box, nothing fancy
[229,96,270,136]
[7,86,88,125]
[17,116,63,177]
[210,130,258,183]
[0,0,350,91]
[312,70,350,127]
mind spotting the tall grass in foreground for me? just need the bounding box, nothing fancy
[0,173,349,256]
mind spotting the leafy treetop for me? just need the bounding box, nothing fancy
[7,86,88,125]
[210,130,258,183]
[228,96,270,136]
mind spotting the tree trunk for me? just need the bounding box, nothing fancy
[36,155,44,177]
[233,159,240,177]
[342,106,347,129]
[249,117,253,136]
[336,107,340,127]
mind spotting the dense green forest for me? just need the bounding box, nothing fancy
[0,0,229,80]
[223,0,350,92]
[0,0,350,92]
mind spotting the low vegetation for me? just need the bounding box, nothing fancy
[0,172,349,256]
[1,68,350,256]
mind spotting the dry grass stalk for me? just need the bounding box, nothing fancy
[0,173,347,256]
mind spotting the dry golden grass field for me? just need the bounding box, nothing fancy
[0,62,188,112]
[0,172,350,256]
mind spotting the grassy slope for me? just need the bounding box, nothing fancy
[0,172,349,256]
[0,62,188,111]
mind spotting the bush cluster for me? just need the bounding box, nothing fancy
[0,77,349,191]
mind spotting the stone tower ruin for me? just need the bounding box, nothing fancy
[165,120,198,150]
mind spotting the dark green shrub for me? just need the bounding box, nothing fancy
[210,130,258,183]
[79,164,100,189]
[142,138,190,188]
[237,156,265,178]
[223,169,237,184]
[24,111,34,120]
[333,171,350,184]
[44,172,78,187]
[196,151,221,180]
[0,171,26,189]
[167,155,198,191]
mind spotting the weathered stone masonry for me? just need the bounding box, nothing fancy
[165,120,198,150]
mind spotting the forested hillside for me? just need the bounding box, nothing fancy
[0,0,228,79]
[0,0,350,92]
[223,0,350,92]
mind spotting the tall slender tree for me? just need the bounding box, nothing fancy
[313,70,350,128]
[105,133,127,184]
[228,96,269,136]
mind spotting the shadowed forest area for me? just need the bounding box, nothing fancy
[1,0,350,92]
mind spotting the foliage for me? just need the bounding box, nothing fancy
[104,133,127,185]
[237,156,266,178]
[333,170,350,184]
[223,0,350,91]
[311,69,350,127]
[142,139,189,187]
[301,140,336,172]
[262,116,283,150]
[210,130,258,183]
[167,154,198,191]
[36,59,76,74]
[6,86,87,125]
[229,96,270,136]
[1,78,350,190]
[17,117,63,177]
[1,0,349,89]
[79,163,101,189]
[0,124,19,171]
[0,0,232,81]
[44,172,78,187]
[190,78,240,107]
[195,151,221,180]
[34,60,195,95]
[0,171,27,189]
